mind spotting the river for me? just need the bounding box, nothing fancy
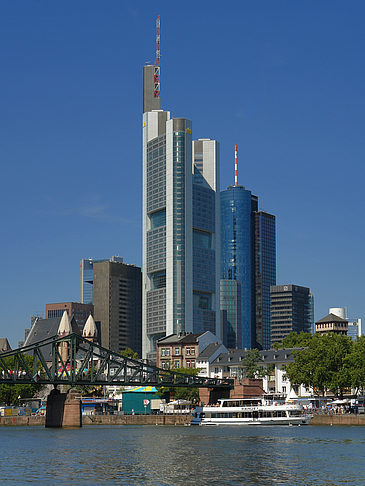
[0,425,364,485]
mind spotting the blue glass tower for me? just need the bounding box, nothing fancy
[221,185,254,349]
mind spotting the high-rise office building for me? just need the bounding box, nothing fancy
[93,260,142,356]
[142,18,220,361]
[270,284,313,344]
[220,149,276,350]
[80,256,124,304]
[220,279,242,349]
[254,211,276,349]
[221,185,254,349]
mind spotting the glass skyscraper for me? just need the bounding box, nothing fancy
[221,185,254,349]
[221,187,276,350]
[142,63,220,362]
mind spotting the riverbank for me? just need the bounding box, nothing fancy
[1,414,364,426]
[0,414,191,426]
[310,414,365,426]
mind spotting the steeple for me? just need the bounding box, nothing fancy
[58,311,72,336]
[82,314,97,341]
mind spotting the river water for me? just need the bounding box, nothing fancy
[0,425,364,485]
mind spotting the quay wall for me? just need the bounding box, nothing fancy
[310,415,365,426]
[0,414,191,426]
[1,414,364,426]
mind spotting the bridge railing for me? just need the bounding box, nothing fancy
[0,333,233,389]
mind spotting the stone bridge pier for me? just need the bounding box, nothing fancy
[45,387,82,428]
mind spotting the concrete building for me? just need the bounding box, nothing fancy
[45,302,94,334]
[315,313,348,335]
[142,32,220,362]
[93,260,142,356]
[80,256,124,304]
[270,284,313,345]
[156,331,222,370]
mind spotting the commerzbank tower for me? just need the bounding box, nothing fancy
[142,17,220,362]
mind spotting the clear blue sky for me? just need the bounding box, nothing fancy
[1,1,364,347]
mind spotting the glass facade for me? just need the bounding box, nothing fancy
[173,131,187,334]
[254,212,276,349]
[221,185,253,349]
[220,279,242,348]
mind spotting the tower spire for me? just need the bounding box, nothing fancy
[154,15,160,99]
[234,144,238,186]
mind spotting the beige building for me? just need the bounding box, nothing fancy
[315,313,348,335]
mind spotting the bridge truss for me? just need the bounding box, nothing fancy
[0,333,232,389]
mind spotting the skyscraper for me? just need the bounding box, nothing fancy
[270,284,313,344]
[254,211,276,349]
[80,256,124,304]
[93,260,142,355]
[220,148,276,350]
[221,185,254,349]
[142,18,220,361]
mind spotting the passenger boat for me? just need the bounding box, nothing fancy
[191,396,312,426]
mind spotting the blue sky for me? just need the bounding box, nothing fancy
[1,1,364,347]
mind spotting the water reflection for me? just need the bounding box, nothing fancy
[0,426,364,485]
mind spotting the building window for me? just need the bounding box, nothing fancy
[282,386,286,393]
[174,360,180,368]
[190,348,195,356]
[186,348,190,355]
[186,361,190,368]
[175,347,180,355]
[166,348,170,356]
[161,348,165,357]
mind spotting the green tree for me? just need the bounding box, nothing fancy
[278,332,313,349]
[284,333,353,397]
[344,336,365,394]
[157,367,200,402]
[120,348,139,360]
[0,355,43,405]
[241,349,266,379]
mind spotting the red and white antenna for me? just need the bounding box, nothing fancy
[154,15,160,99]
[234,144,238,186]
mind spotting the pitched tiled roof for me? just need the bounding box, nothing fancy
[158,333,202,344]
[316,313,348,324]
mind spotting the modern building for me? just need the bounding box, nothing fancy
[80,256,124,304]
[253,211,276,350]
[315,313,348,335]
[220,176,276,350]
[45,302,94,334]
[270,284,313,344]
[93,259,142,356]
[220,279,242,349]
[156,331,223,369]
[142,21,220,361]
[221,185,254,349]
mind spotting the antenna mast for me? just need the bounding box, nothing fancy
[234,144,238,186]
[154,15,160,99]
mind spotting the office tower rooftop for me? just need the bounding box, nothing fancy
[270,284,313,344]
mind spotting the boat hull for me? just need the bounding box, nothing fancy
[200,415,312,426]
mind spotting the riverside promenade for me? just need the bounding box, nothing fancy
[0,414,364,426]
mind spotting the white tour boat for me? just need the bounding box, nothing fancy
[191,396,312,426]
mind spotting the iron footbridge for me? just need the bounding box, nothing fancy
[0,333,233,389]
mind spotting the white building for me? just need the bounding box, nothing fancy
[142,64,220,362]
